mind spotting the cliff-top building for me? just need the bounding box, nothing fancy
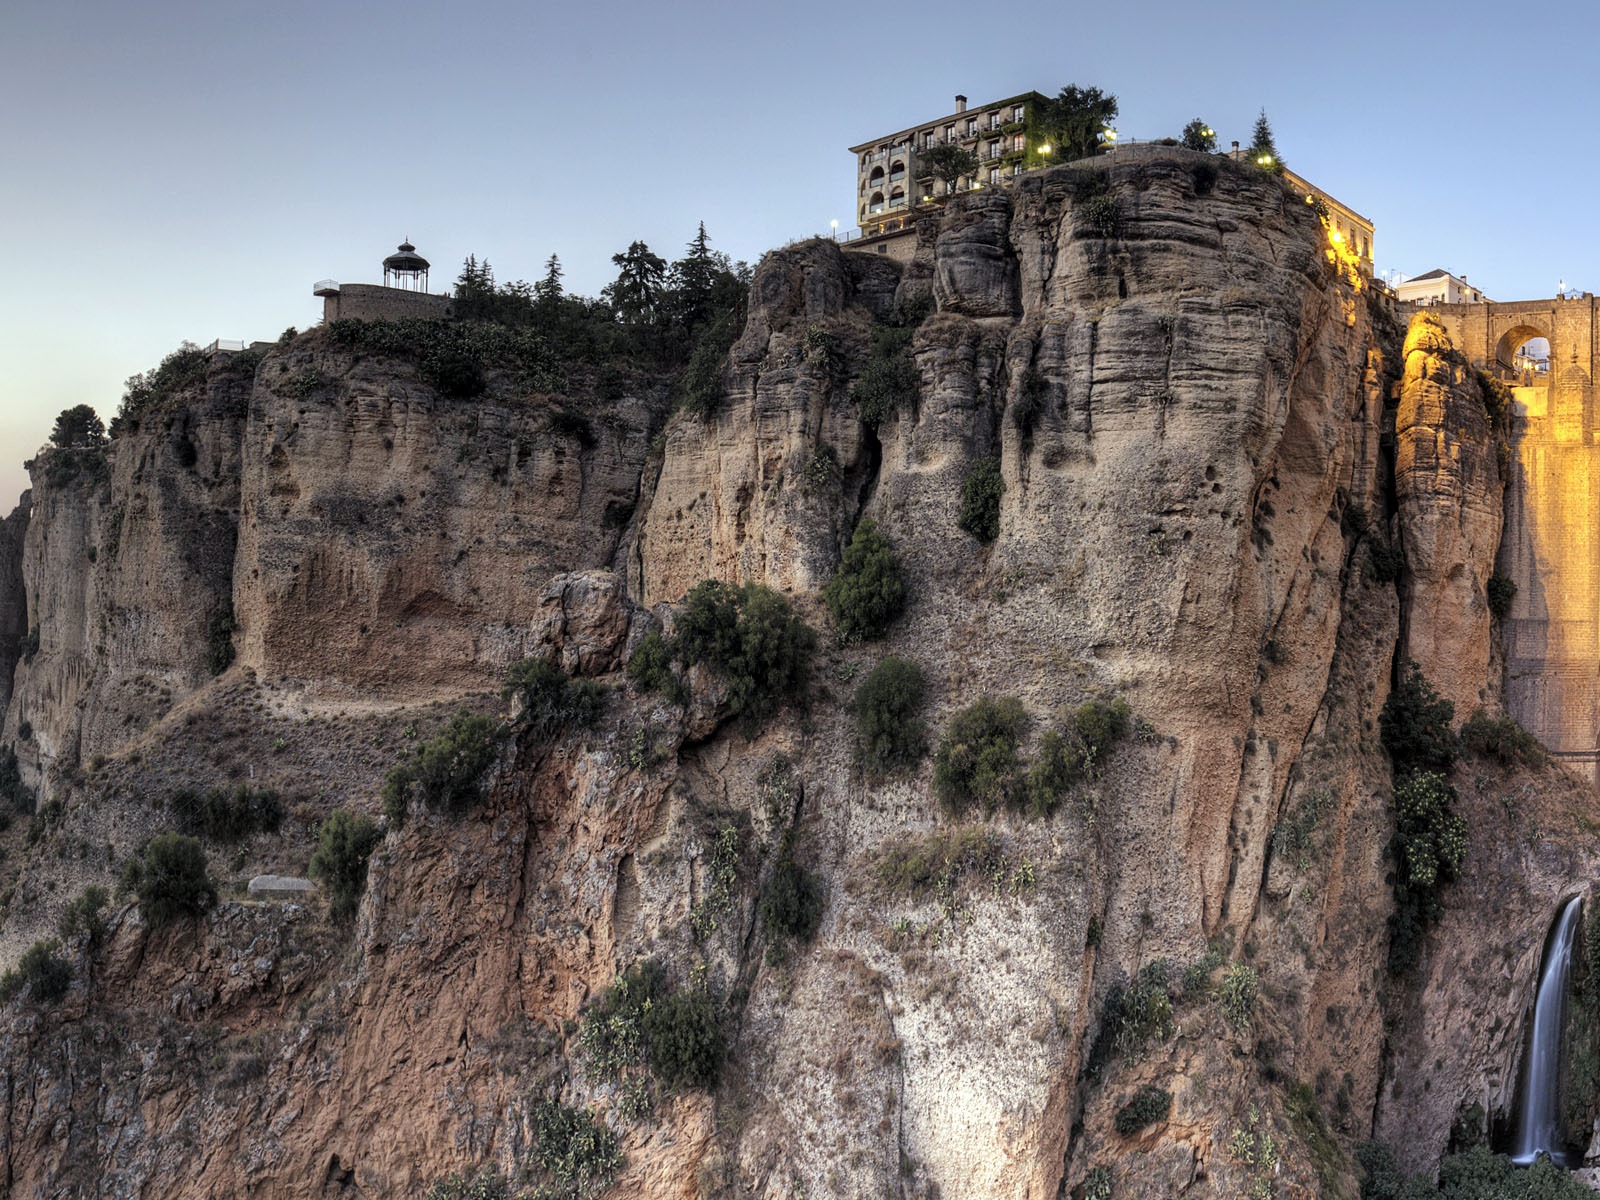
[851,94,1376,277]
[849,91,1045,251]
[1395,268,1488,307]
[313,241,455,323]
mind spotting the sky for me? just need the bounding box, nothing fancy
[6,0,1600,512]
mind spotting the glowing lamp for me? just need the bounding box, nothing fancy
[1039,143,1052,155]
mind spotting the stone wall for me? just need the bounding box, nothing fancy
[1433,296,1600,782]
[320,283,454,324]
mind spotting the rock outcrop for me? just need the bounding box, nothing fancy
[0,146,1593,1200]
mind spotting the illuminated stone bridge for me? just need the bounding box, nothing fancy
[1433,294,1600,783]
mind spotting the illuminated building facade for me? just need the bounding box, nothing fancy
[1396,268,1487,307]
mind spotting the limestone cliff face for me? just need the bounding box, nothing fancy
[0,496,28,720]
[235,339,657,695]
[0,146,1592,1200]
[1395,310,1506,715]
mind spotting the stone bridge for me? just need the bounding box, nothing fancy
[1433,295,1600,783]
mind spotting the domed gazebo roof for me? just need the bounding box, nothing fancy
[382,240,430,274]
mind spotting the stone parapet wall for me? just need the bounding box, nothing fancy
[321,284,454,323]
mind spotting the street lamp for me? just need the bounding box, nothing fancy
[830,219,838,240]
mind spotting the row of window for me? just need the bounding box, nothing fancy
[860,165,1029,215]
[858,104,1028,168]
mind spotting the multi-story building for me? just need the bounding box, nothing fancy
[1395,268,1488,307]
[1283,168,1375,278]
[849,92,1046,248]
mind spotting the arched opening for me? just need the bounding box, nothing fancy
[868,191,885,214]
[888,187,906,209]
[869,165,885,187]
[1496,324,1552,384]
[888,160,905,184]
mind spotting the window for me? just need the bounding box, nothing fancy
[1012,104,1025,122]
[1014,134,1025,152]
[888,187,906,208]
[966,118,977,135]
[944,125,955,141]
[989,167,1000,184]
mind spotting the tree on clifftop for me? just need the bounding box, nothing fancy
[919,143,979,189]
[1029,85,1118,162]
[605,241,668,326]
[1248,109,1284,174]
[50,405,106,449]
[1180,118,1217,153]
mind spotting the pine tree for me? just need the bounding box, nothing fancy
[534,254,564,305]
[672,222,722,335]
[604,241,667,325]
[1248,110,1284,174]
[1180,118,1216,153]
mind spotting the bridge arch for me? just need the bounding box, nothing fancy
[1496,322,1552,378]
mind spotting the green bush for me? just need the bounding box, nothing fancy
[57,884,109,948]
[626,631,684,704]
[115,342,208,432]
[531,1100,624,1199]
[169,785,282,842]
[120,833,216,930]
[1487,574,1517,619]
[1380,663,1456,778]
[957,455,1005,542]
[673,580,816,735]
[1387,770,1467,974]
[0,745,33,813]
[502,657,607,737]
[1079,193,1123,236]
[642,985,725,1090]
[423,1169,509,1200]
[381,711,506,826]
[0,939,71,1004]
[1114,1085,1172,1135]
[578,961,725,1091]
[933,696,1027,813]
[1359,1141,1595,1200]
[309,809,383,921]
[851,305,924,427]
[874,826,1005,898]
[1459,708,1543,767]
[679,310,739,418]
[853,656,927,777]
[759,841,825,945]
[206,607,236,676]
[1082,1166,1113,1200]
[824,519,905,643]
[1086,962,1175,1077]
[328,317,563,398]
[579,961,665,1080]
[1029,698,1135,813]
[1368,539,1405,582]
[1219,964,1258,1029]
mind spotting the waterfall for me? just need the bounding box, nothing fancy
[1512,896,1583,1166]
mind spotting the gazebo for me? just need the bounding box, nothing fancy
[382,240,430,291]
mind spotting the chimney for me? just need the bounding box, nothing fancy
[955,95,967,112]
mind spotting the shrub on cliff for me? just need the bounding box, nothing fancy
[579,960,726,1091]
[1380,663,1456,778]
[852,303,925,427]
[759,837,825,948]
[309,809,383,921]
[933,696,1027,813]
[1459,709,1543,767]
[423,1169,510,1200]
[679,310,738,418]
[114,342,208,433]
[1024,699,1131,817]
[49,405,107,449]
[205,607,235,676]
[57,885,109,948]
[1487,574,1517,619]
[381,711,506,826]
[530,1100,623,1199]
[824,520,905,643]
[503,657,607,738]
[626,631,685,705]
[673,580,816,735]
[853,656,928,777]
[1114,1085,1172,1136]
[957,455,1005,542]
[0,745,33,814]
[0,939,71,1004]
[120,833,216,930]
[169,784,282,843]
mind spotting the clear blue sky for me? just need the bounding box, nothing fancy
[6,0,1600,512]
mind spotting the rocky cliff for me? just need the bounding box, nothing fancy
[0,145,1593,1200]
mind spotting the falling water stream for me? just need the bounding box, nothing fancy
[1512,896,1583,1166]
